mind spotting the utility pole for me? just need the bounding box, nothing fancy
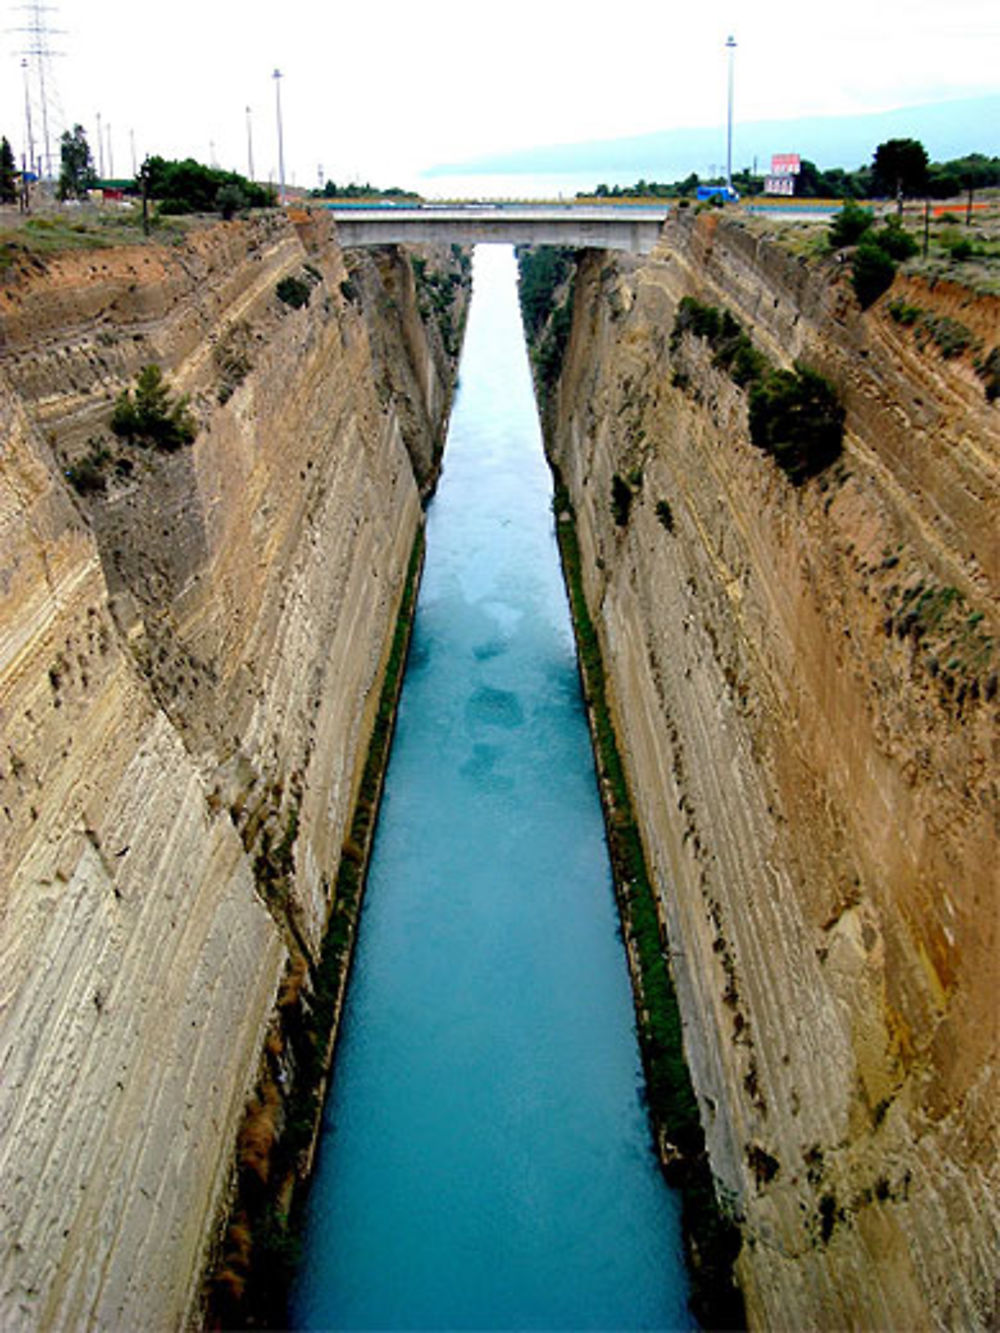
[273,68,286,205]
[140,156,150,236]
[246,105,255,182]
[130,128,137,178]
[725,34,737,193]
[21,59,35,182]
[14,2,64,183]
[96,110,104,177]
[106,122,113,179]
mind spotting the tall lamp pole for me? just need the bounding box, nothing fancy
[21,59,35,179]
[273,69,286,205]
[725,34,737,192]
[246,105,255,183]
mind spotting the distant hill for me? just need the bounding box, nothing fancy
[427,96,1000,182]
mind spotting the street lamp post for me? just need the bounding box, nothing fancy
[725,34,736,193]
[246,105,255,183]
[273,69,286,205]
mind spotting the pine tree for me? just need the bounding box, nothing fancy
[0,137,17,205]
[58,124,97,200]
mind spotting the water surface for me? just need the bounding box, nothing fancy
[293,245,691,1331]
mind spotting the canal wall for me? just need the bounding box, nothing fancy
[0,212,467,1329]
[538,211,998,1328]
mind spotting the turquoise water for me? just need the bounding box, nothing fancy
[292,245,692,1331]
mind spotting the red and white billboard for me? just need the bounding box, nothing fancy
[770,154,801,175]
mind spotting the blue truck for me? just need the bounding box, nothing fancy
[696,185,740,202]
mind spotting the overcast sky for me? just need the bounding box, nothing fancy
[2,0,997,190]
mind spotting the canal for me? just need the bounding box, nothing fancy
[292,245,692,1330]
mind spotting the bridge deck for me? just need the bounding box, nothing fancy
[326,203,670,254]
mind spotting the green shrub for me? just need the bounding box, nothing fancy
[947,236,974,261]
[214,323,254,404]
[672,298,767,387]
[66,452,109,494]
[516,245,575,338]
[110,364,197,450]
[216,182,246,220]
[748,363,844,484]
[717,330,769,387]
[156,197,190,217]
[851,239,897,308]
[144,155,274,213]
[888,299,921,325]
[877,218,919,260]
[671,295,722,350]
[611,473,633,526]
[533,294,574,389]
[927,315,976,359]
[672,296,845,483]
[655,498,675,532]
[276,275,312,309]
[828,200,874,248]
[976,346,1000,401]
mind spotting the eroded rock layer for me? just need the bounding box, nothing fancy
[544,213,997,1329]
[0,213,464,1329]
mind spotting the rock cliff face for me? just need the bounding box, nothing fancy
[0,212,465,1329]
[543,213,997,1329]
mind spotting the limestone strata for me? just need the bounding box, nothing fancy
[544,214,997,1328]
[0,214,462,1328]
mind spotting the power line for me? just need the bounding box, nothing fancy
[20,57,35,177]
[12,1,65,182]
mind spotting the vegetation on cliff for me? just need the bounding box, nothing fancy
[516,247,744,1328]
[64,364,199,494]
[551,472,745,1331]
[516,245,577,392]
[671,296,845,483]
[275,265,323,310]
[207,530,426,1329]
[144,155,274,216]
[518,222,998,1331]
[110,363,197,450]
[825,205,920,307]
[410,247,471,357]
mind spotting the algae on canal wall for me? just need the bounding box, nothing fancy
[0,209,467,1330]
[551,470,745,1332]
[205,528,427,1328]
[520,212,999,1332]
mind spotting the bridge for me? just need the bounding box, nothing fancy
[325,202,670,254]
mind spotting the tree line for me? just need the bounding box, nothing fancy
[0,122,275,217]
[311,180,419,201]
[584,139,1000,203]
